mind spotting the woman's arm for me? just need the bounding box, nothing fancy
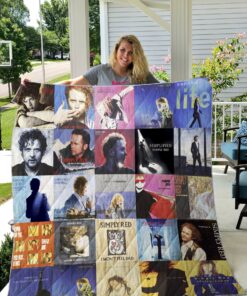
[146,72,159,84]
[57,75,90,86]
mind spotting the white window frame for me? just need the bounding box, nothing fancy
[0,40,12,67]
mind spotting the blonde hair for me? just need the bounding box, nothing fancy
[111,193,124,209]
[109,35,149,84]
[71,225,88,236]
[156,97,172,117]
[77,278,90,285]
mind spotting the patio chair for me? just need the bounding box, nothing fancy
[232,164,247,229]
[221,126,247,174]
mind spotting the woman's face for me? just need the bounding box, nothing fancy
[116,197,123,208]
[116,40,133,69]
[202,263,213,275]
[157,100,169,113]
[109,279,120,290]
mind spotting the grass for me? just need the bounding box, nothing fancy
[48,73,70,83]
[30,59,68,68]
[0,96,12,107]
[0,183,12,205]
[31,61,42,67]
[1,107,17,150]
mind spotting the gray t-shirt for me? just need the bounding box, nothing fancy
[83,63,159,85]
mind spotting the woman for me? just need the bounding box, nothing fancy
[106,275,131,296]
[70,225,89,256]
[63,35,158,86]
[191,261,238,295]
[151,97,173,128]
[105,193,125,219]
[76,278,94,296]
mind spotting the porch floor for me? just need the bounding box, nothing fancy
[213,165,247,292]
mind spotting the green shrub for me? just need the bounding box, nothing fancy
[0,234,13,291]
[150,65,170,82]
[93,53,101,66]
[193,33,247,101]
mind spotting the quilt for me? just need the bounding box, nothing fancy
[8,78,245,296]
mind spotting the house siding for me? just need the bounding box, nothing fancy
[105,0,247,100]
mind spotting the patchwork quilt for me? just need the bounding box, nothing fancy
[8,78,245,295]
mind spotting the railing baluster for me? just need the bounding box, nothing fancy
[212,102,247,161]
[239,104,242,125]
[223,105,225,141]
[231,104,233,141]
[214,104,217,159]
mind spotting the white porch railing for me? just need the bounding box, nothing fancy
[212,101,247,160]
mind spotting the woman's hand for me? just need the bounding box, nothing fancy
[21,77,31,86]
